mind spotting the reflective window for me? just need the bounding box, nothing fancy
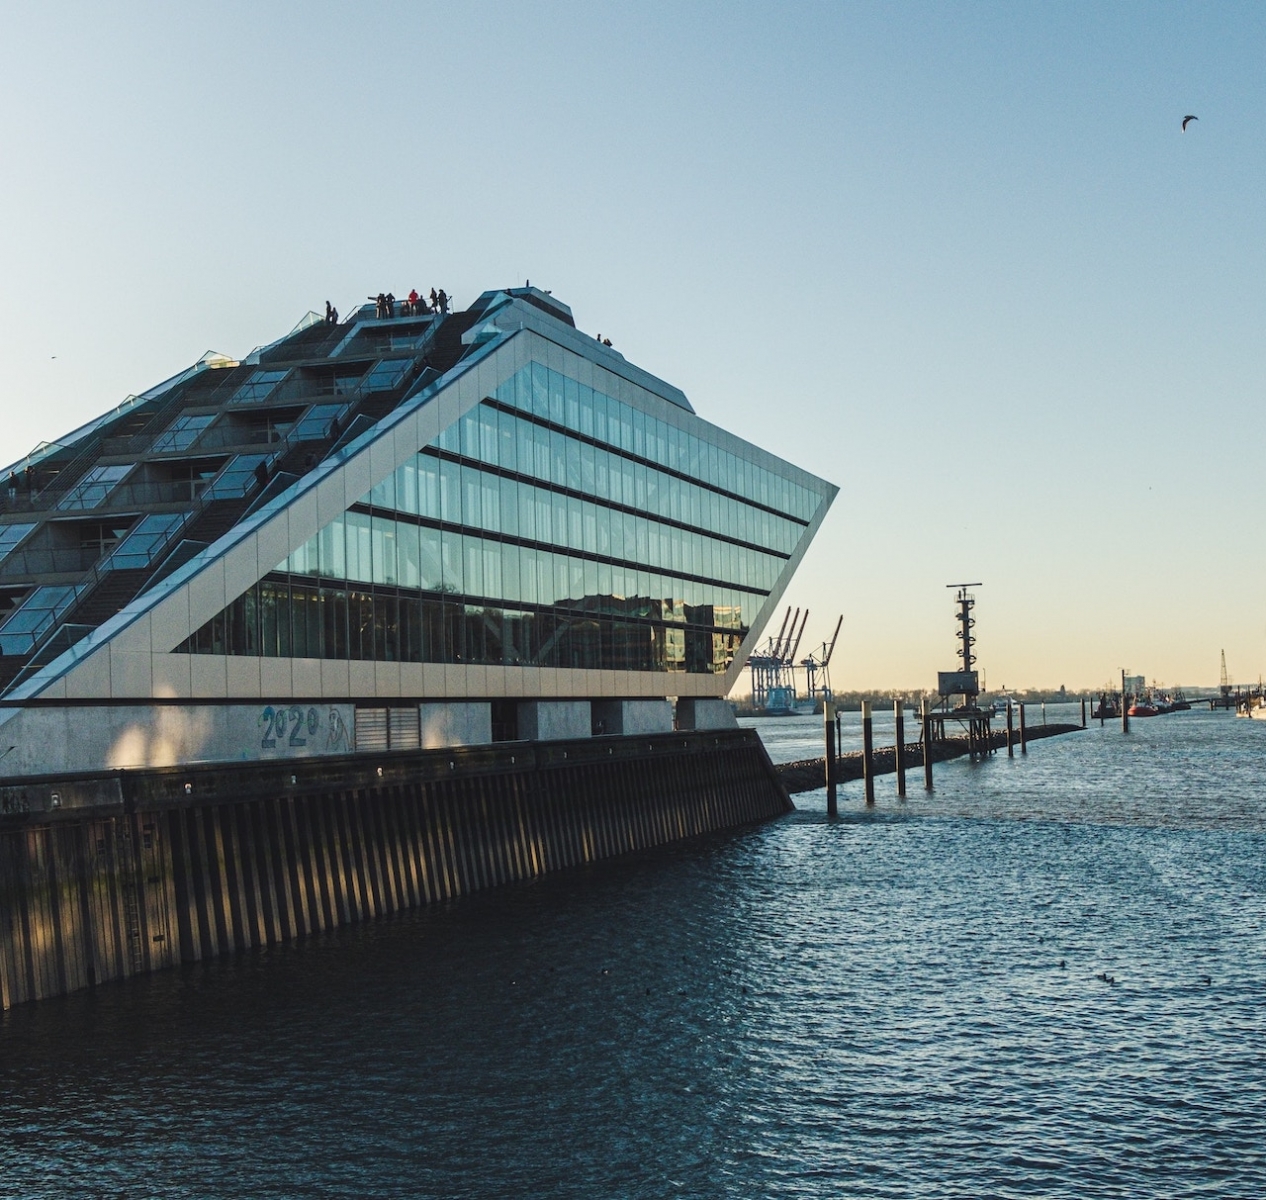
[292,402,348,442]
[179,361,828,675]
[0,523,35,565]
[203,454,271,500]
[152,414,214,453]
[104,512,186,571]
[0,585,84,655]
[362,359,414,393]
[56,464,134,511]
[229,369,288,405]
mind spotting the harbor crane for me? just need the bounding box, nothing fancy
[748,606,808,710]
[801,614,843,701]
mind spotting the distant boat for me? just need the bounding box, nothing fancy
[1237,696,1266,721]
[1128,700,1159,718]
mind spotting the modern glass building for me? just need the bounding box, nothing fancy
[0,288,835,775]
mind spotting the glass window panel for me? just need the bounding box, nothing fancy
[498,408,517,473]
[479,406,498,464]
[292,403,347,442]
[441,530,464,593]
[153,414,214,453]
[203,454,270,500]
[345,511,372,583]
[56,464,133,511]
[369,468,396,511]
[318,516,345,579]
[501,543,520,602]
[499,478,519,538]
[107,512,185,570]
[362,359,413,392]
[0,585,83,654]
[395,521,420,589]
[514,481,534,541]
[463,536,484,598]
[519,547,538,605]
[461,465,482,529]
[481,475,500,533]
[228,369,288,405]
[371,515,397,585]
[547,370,565,425]
[593,391,608,444]
[526,362,546,418]
[440,459,462,524]
[483,541,502,600]
[418,455,440,517]
[419,526,442,591]
[0,523,35,564]
[564,376,580,430]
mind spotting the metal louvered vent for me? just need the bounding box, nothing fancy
[388,706,421,750]
[354,707,388,752]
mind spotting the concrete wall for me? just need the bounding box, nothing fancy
[676,698,738,731]
[0,703,356,778]
[517,700,591,742]
[591,699,674,736]
[418,702,492,748]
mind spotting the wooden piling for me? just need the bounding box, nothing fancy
[921,697,934,791]
[1006,701,1014,757]
[1121,669,1130,733]
[861,700,875,806]
[1080,697,1087,728]
[894,700,907,798]
[824,701,838,817]
[1019,702,1028,755]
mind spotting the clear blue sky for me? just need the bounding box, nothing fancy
[1,2,1261,690]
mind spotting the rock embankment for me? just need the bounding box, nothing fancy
[776,723,1082,794]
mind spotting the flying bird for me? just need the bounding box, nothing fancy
[1182,114,1198,131]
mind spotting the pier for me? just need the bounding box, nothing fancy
[776,721,1082,795]
[0,729,789,1010]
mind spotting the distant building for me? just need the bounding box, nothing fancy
[0,288,835,775]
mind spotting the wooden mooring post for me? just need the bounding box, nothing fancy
[1121,668,1130,734]
[1006,701,1014,757]
[824,700,838,817]
[861,700,875,806]
[921,696,934,791]
[894,699,907,798]
[1019,701,1028,755]
[1080,697,1087,728]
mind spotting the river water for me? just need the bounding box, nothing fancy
[2,705,1265,1197]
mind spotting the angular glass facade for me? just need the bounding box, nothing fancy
[178,363,824,675]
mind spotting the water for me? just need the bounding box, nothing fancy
[3,707,1266,1197]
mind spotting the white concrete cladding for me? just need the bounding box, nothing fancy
[0,703,355,777]
[592,699,674,736]
[419,702,492,749]
[517,701,591,742]
[0,292,834,775]
[675,698,739,730]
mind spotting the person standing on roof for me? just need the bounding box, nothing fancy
[436,289,449,315]
[385,292,396,319]
[373,293,387,319]
[407,288,420,315]
[325,301,338,324]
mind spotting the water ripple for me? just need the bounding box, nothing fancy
[1,708,1265,1195]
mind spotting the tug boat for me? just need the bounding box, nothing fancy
[1127,699,1159,718]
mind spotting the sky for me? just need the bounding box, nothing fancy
[0,1,1262,692]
